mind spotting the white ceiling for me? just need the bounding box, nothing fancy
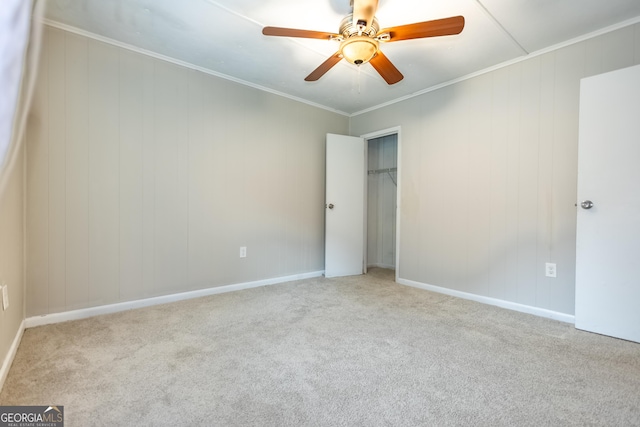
[43,0,640,115]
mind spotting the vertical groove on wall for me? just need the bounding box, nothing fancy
[45,33,51,313]
[152,58,156,297]
[534,60,542,307]
[185,70,190,291]
[117,49,121,302]
[23,126,27,317]
[85,35,89,308]
[62,31,67,311]
[152,58,156,296]
[515,64,522,303]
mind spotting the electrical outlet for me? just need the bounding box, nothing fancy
[2,285,8,311]
[239,246,247,258]
[545,263,557,278]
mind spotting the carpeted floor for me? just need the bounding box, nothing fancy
[1,268,639,426]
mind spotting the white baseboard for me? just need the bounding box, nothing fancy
[25,271,324,329]
[397,277,575,324]
[0,319,25,392]
[367,263,396,270]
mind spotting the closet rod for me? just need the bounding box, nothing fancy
[367,167,397,175]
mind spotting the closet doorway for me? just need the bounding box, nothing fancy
[364,128,399,278]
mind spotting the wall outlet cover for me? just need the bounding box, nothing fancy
[545,263,557,278]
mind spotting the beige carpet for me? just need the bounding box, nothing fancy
[1,268,639,426]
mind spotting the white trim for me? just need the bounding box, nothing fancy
[360,126,402,141]
[39,19,350,117]
[367,263,395,270]
[361,126,402,283]
[0,320,25,392]
[25,271,324,328]
[351,16,640,117]
[363,137,368,275]
[397,277,575,324]
[396,129,401,283]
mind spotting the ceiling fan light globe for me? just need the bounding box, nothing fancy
[340,37,379,65]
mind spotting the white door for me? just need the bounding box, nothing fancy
[325,133,365,278]
[575,64,640,343]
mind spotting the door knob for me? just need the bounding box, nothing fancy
[327,203,334,210]
[580,200,594,209]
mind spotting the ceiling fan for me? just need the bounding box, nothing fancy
[262,0,465,85]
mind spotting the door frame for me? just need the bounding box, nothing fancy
[361,126,401,282]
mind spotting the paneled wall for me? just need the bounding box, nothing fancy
[0,145,24,379]
[367,135,397,269]
[351,23,640,316]
[26,26,348,317]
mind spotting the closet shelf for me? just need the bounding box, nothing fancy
[368,167,397,186]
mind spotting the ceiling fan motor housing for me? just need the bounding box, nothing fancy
[339,14,379,38]
[338,14,380,65]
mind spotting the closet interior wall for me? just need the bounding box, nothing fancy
[367,134,397,270]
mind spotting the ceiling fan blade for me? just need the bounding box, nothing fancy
[380,15,465,42]
[262,27,340,40]
[305,52,343,81]
[369,51,403,85]
[352,0,379,29]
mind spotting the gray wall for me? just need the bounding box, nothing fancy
[0,145,25,382]
[26,26,348,317]
[351,23,640,316]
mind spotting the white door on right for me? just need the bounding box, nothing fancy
[575,64,640,343]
